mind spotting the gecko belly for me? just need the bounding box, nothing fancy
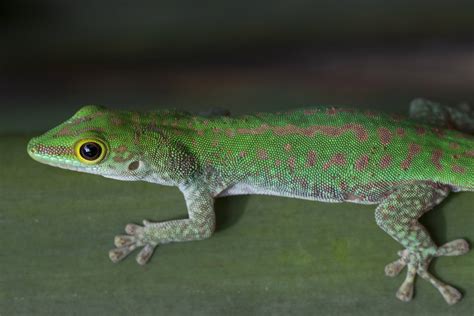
[216,181,380,205]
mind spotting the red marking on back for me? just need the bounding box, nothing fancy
[70,111,105,126]
[225,129,236,137]
[306,150,317,167]
[110,116,123,126]
[396,128,406,137]
[236,123,369,141]
[379,155,393,169]
[416,126,426,136]
[284,143,292,152]
[431,149,444,171]
[323,153,347,171]
[211,140,219,147]
[464,150,474,157]
[355,154,370,171]
[288,157,296,173]
[239,151,247,158]
[55,127,105,137]
[257,149,268,160]
[401,144,422,170]
[449,142,460,149]
[275,159,282,167]
[452,165,466,174]
[273,124,369,141]
[377,128,393,146]
[237,124,270,135]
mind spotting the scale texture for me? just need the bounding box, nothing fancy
[27,98,473,304]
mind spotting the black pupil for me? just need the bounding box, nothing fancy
[80,142,101,160]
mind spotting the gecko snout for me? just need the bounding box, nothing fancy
[27,138,38,156]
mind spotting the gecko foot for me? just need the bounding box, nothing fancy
[109,221,158,265]
[385,239,469,305]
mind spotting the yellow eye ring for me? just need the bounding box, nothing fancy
[74,139,108,164]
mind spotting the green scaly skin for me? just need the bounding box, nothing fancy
[27,98,473,305]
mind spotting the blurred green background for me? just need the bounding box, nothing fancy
[1,1,474,315]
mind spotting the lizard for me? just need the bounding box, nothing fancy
[27,98,473,305]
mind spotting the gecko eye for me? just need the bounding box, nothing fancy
[74,139,107,164]
[81,142,101,160]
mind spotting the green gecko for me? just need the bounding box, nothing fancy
[27,98,472,305]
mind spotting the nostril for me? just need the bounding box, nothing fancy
[27,139,38,155]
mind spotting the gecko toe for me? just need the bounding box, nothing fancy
[396,264,416,302]
[109,244,138,263]
[418,267,463,305]
[385,250,409,277]
[436,239,470,257]
[125,223,144,235]
[440,285,463,305]
[396,283,414,302]
[114,235,136,247]
[136,244,156,265]
[385,259,407,277]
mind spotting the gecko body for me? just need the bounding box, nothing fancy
[28,99,473,304]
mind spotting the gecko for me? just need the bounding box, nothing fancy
[27,98,472,305]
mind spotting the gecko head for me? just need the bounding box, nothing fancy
[27,105,152,181]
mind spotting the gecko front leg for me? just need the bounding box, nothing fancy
[109,181,216,265]
[375,182,470,305]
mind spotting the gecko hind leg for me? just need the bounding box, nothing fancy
[375,182,469,305]
[409,98,474,133]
